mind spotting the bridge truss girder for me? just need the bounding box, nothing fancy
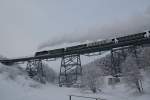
[111,45,141,77]
[59,54,82,87]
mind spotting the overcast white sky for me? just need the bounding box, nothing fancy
[0,0,150,58]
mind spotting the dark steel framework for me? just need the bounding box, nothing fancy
[59,54,82,87]
[110,46,140,77]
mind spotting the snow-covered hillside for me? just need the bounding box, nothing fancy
[1,47,150,100]
[1,63,150,100]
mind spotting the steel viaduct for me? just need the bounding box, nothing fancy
[0,30,150,86]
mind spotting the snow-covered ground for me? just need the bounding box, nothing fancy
[0,63,150,100]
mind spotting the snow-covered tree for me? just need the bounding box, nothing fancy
[96,55,112,76]
[141,47,150,70]
[81,62,104,93]
[121,55,143,93]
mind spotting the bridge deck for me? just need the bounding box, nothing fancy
[0,31,150,64]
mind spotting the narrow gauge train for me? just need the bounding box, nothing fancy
[35,31,150,57]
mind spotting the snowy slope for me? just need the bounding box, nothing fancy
[0,63,75,100]
[1,72,150,100]
[1,56,150,100]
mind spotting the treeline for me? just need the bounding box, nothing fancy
[81,47,150,93]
